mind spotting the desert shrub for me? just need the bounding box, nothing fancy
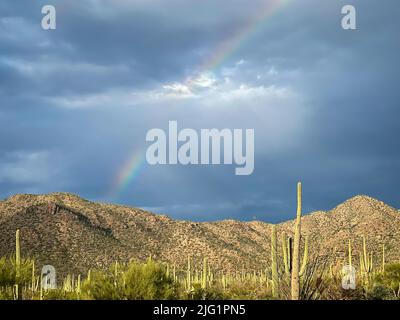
[42,289,80,300]
[0,257,14,286]
[278,257,329,300]
[374,263,400,299]
[221,280,272,300]
[123,259,178,299]
[81,270,123,300]
[322,265,399,300]
[44,260,179,300]
[365,284,393,300]
[322,279,368,300]
[0,256,34,287]
[0,287,14,300]
[183,283,224,300]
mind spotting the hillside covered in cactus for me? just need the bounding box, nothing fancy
[0,192,400,279]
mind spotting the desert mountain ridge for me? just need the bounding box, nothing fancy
[0,192,399,277]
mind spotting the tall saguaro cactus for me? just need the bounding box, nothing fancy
[361,236,372,273]
[15,229,22,300]
[348,239,352,267]
[291,182,302,300]
[271,225,279,298]
[16,229,21,277]
[360,236,373,283]
[201,257,207,289]
[186,255,192,291]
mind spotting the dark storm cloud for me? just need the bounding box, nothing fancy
[0,0,399,222]
[1,0,267,96]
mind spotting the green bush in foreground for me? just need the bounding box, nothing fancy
[82,259,178,300]
[123,259,178,299]
[0,256,34,287]
[374,263,400,299]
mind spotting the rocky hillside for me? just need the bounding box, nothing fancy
[0,193,399,276]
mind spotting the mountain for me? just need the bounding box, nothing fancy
[0,193,399,277]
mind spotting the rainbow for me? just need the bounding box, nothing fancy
[186,0,291,86]
[109,151,146,200]
[110,0,291,198]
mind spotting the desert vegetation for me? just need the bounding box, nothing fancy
[1,230,399,300]
[1,183,400,300]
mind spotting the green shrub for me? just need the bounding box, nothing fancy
[123,259,178,299]
[0,256,33,287]
[365,284,393,300]
[81,270,122,300]
[374,263,400,299]
[0,287,14,300]
[81,259,178,300]
[41,289,80,300]
[222,280,272,300]
[183,283,224,300]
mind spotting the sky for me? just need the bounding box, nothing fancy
[0,0,399,223]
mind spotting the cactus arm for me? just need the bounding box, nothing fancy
[348,239,352,267]
[281,232,289,275]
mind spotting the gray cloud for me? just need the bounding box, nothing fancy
[0,0,399,222]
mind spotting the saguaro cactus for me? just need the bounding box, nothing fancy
[201,257,207,289]
[76,274,81,295]
[221,274,227,291]
[281,232,290,275]
[15,229,22,300]
[271,225,279,298]
[348,239,352,267]
[288,237,293,272]
[31,261,36,295]
[16,229,21,278]
[282,233,308,278]
[361,236,372,273]
[291,182,302,300]
[281,233,295,275]
[186,255,192,291]
[360,236,373,284]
